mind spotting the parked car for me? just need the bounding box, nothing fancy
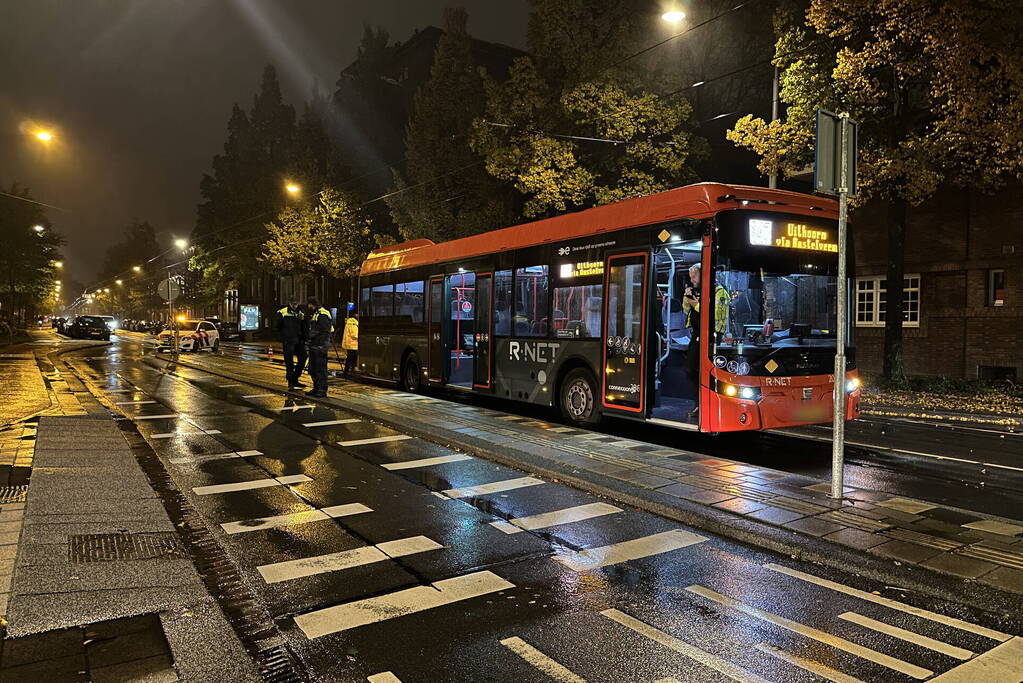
[66,316,112,341]
[96,315,119,331]
[218,321,242,341]
[156,319,220,352]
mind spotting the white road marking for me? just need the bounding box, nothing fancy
[169,450,260,465]
[983,462,1023,473]
[115,400,156,405]
[491,503,623,535]
[258,535,442,583]
[500,636,587,682]
[443,476,545,499]
[237,450,262,456]
[294,570,513,638]
[839,612,972,660]
[338,435,413,447]
[961,519,1023,536]
[601,608,769,683]
[764,562,1011,642]
[242,393,275,399]
[105,389,134,394]
[755,643,865,683]
[133,414,179,421]
[382,454,473,470]
[555,530,706,572]
[192,474,311,496]
[876,497,936,514]
[927,637,1023,682]
[218,383,241,387]
[685,585,932,679]
[220,503,371,535]
[280,405,315,412]
[151,433,178,439]
[151,429,222,439]
[302,419,362,428]
[367,673,402,683]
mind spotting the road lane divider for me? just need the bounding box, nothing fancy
[600,608,769,683]
[382,454,473,470]
[684,584,933,679]
[763,563,1011,642]
[838,612,973,660]
[257,535,442,583]
[302,419,362,428]
[193,474,311,496]
[443,476,545,499]
[499,636,587,682]
[490,502,623,535]
[754,643,865,683]
[555,530,706,572]
[338,435,412,447]
[221,503,372,535]
[294,570,514,639]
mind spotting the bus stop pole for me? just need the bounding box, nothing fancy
[831,113,850,499]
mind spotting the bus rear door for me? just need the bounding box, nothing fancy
[428,276,446,383]
[601,252,649,416]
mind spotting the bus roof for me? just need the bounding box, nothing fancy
[361,182,838,276]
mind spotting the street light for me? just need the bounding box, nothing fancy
[103,287,110,293]
[32,224,45,233]
[661,10,685,23]
[115,279,123,286]
[174,238,188,250]
[285,182,300,196]
[53,261,63,269]
[132,265,142,273]
[35,130,54,142]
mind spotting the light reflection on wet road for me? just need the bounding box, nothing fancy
[79,334,1022,682]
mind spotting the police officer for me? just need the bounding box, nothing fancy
[274,296,307,391]
[305,296,334,398]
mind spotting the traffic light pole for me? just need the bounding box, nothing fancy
[830,113,851,499]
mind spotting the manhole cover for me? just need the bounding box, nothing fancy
[0,485,28,503]
[68,532,186,563]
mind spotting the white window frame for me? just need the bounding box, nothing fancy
[855,275,920,327]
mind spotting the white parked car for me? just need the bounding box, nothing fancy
[156,319,220,352]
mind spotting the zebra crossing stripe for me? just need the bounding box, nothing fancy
[280,405,315,412]
[755,643,865,683]
[257,535,442,583]
[499,637,587,682]
[151,429,221,439]
[555,530,706,572]
[220,503,371,535]
[303,419,362,427]
[685,585,932,680]
[338,435,413,447]
[133,414,179,420]
[443,476,544,499]
[763,563,1011,642]
[192,474,311,496]
[601,609,769,683]
[294,570,513,639]
[168,450,262,465]
[382,454,473,470]
[490,503,622,535]
[115,400,156,405]
[839,612,973,660]
[927,637,1023,682]
[367,673,402,683]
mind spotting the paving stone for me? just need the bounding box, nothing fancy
[712,497,769,515]
[746,507,806,526]
[876,508,925,524]
[823,527,888,550]
[657,483,735,505]
[870,539,943,565]
[921,553,1000,579]
[876,497,937,514]
[978,566,1023,594]
[961,519,1023,537]
[783,517,847,537]
[922,507,985,526]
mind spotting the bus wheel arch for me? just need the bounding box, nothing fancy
[556,360,601,426]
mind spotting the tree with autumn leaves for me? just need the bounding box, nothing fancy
[727,0,1023,380]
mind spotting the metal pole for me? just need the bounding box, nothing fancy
[167,267,178,357]
[831,113,850,499]
[768,66,779,189]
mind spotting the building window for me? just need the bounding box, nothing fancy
[988,269,1005,307]
[855,275,920,327]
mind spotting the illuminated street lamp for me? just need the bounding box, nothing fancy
[53,260,63,269]
[132,265,142,273]
[32,224,45,233]
[174,238,188,250]
[115,279,123,286]
[285,182,301,196]
[103,287,110,293]
[35,130,54,142]
[661,10,685,23]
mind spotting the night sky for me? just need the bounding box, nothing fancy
[0,0,528,288]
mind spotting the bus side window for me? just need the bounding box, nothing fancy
[360,288,371,317]
[396,281,424,322]
[494,270,512,335]
[371,284,394,317]
[514,266,549,337]
[553,284,603,338]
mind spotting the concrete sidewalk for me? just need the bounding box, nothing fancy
[164,351,1023,605]
[1,414,260,681]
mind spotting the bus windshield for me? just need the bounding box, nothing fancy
[716,270,839,348]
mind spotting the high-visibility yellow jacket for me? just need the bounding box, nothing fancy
[341,316,359,351]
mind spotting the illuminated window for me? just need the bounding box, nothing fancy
[855,275,919,326]
[514,266,549,337]
[553,284,603,338]
[988,269,1005,307]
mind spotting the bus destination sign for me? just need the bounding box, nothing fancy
[748,219,838,253]
[559,261,604,278]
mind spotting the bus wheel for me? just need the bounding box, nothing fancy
[402,353,422,393]
[560,368,600,426]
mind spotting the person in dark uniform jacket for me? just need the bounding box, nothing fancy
[274,296,307,391]
[305,296,334,398]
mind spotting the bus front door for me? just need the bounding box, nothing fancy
[428,277,445,383]
[601,252,649,415]
[473,273,492,389]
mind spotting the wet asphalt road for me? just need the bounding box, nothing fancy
[58,335,1022,682]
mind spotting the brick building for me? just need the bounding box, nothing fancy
[851,185,1022,379]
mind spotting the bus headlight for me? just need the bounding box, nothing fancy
[846,378,860,393]
[716,381,761,401]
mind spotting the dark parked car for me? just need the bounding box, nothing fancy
[218,321,242,341]
[67,316,111,341]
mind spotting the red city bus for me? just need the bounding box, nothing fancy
[357,182,860,433]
